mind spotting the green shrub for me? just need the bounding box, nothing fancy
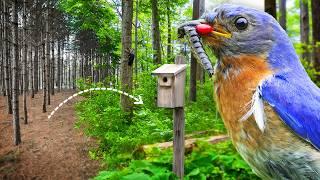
[94,141,259,180]
[75,70,225,168]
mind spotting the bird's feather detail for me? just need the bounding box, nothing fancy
[240,81,267,132]
[261,73,320,150]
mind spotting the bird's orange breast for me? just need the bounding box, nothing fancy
[214,55,272,148]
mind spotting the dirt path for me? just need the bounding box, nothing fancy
[0,90,100,179]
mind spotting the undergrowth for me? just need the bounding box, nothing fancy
[94,141,259,180]
[74,70,259,179]
[75,71,225,168]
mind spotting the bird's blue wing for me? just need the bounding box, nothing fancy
[261,73,320,150]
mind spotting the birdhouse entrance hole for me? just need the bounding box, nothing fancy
[163,77,168,83]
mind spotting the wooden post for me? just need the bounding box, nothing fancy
[173,107,185,178]
[173,55,185,178]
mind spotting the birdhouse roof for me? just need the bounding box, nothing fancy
[152,64,187,76]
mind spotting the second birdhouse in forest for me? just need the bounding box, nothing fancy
[152,64,187,108]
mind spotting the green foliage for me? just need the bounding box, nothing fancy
[184,82,225,135]
[75,70,225,168]
[75,86,172,167]
[286,2,300,40]
[59,0,121,53]
[94,141,259,180]
[301,59,320,86]
[293,43,320,86]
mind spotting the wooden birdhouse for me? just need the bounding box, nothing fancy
[152,64,187,108]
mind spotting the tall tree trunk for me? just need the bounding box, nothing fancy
[12,0,21,145]
[69,56,71,88]
[0,44,4,96]
[4,1,12,114]
[57,40,61,91]
[166,0,172,61]
[300,0,310,61]
[189,0,204,102]
[134,0,139,79]
[279,0,287,30]
[23,0,28,124]
[0,8,5,96]
[51,40,55,95]
[61,41,65,87]
[34,44,39,93]
[31,45,35,98]
[312,0,320,77]
[80,54,83,78]
[265,0,277,18]
[42,31,47,112]
[68,46,72,88]
[151,0,161,64]
[90,49,93,83]
[46,3,51,105]
[73,50,76,89]
[120,0,134,113]
[196,0,205,84]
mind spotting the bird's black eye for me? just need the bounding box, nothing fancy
[235,17,248,30]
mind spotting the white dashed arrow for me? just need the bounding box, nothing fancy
[48,87,143,119]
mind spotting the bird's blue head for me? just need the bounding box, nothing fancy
[192,4,304,74]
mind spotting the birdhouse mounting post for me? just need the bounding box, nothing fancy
[151,55,187,179]
[173,55,186,179]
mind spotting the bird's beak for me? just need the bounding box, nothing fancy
[178,19,231,76]
[178,19,231,39]
[210,24,232,39]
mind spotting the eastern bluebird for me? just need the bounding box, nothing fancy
[180,4,320,179]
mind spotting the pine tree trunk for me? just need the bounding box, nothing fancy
[300,0,310,61]
[107,53,110,84]
[12,0,21,145]
[279,0,287,30]
[57,40,61,92]
[34,44,39,93]
[166,1,172,61]
[151,0,161,64]
[134,0,139,79]
[23,0,28,124]
[51,40,55,95]
[0,7,5,96]
[69,56,71,88]
[312,0,320,74]
[265,0,277,18]
[31,45,35,98]
[42,31,47,112]
[0,46,4,96]
[196,0,205,84]
[4,1,12,114]
[190,0,204,102]
[90,49,93,83]
[80,54,83,79]
[61,42,65,88]
[46,3,51,105]
[120,0,134,113]
[73,50,76,89]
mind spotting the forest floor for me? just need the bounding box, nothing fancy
[0,90,101,180]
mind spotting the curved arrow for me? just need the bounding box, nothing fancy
[48,87,143,119]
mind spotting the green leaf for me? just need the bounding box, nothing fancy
[121,173,151,180]
[187,168,200,176]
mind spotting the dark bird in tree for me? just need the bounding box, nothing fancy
[127,49,135,66]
